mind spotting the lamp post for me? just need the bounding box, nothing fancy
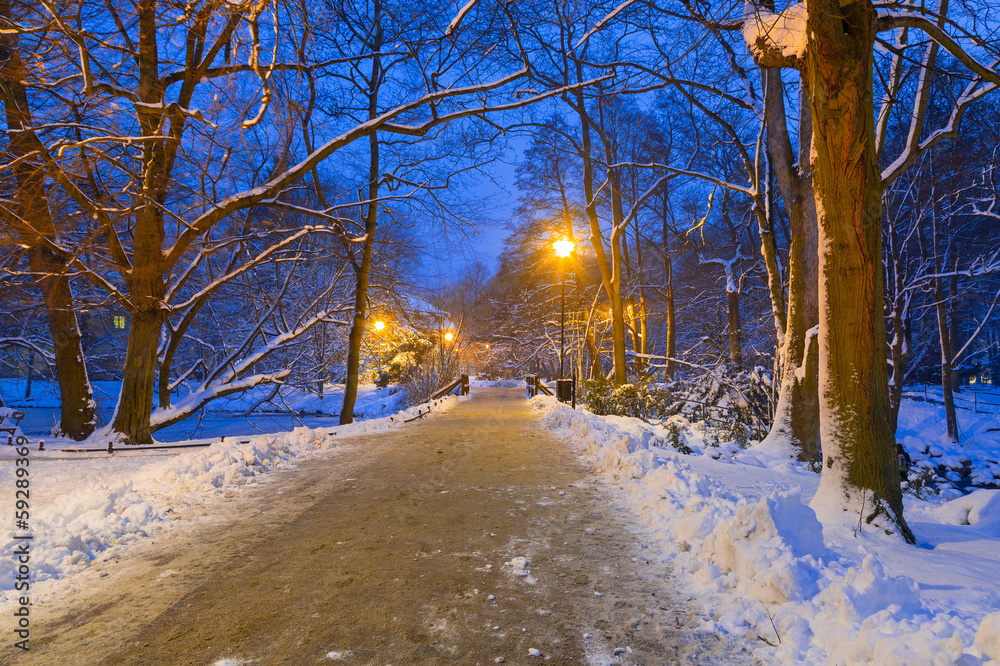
[553,239,575,378]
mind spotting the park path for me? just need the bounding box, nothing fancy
[15,389,754,665]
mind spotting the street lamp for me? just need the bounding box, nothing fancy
[444,331,454,342]
[373,319,386,332]
[552,239,575,378]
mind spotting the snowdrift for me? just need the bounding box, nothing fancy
[535,397,1000,665]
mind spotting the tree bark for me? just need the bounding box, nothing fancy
[661,197,677,380]
[934,277,959,441]
[805,0,912,541]
[341,13,382,426]
[726,289,743,369]
[110,311,163,444]
[0,12,96,439]
[758,71,820,461]
[569,68,626,384]
[109,0,170,444]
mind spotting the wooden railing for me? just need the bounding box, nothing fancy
[524,374,554,397]
[430,373,470,400]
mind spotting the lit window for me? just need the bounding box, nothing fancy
[113,315,127,329]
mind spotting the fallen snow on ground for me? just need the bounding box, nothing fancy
[0,394,464,607]
[533,396,1000,665]
[894,388,1000,500]
[470,379,526,389]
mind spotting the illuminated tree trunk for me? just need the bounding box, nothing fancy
[805,0,912,541]
[759,70,819,461]
[0,8,95,439]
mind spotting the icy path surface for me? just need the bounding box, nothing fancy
[15,389,754,665]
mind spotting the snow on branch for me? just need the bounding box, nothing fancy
[151,296,349,431]
[447,0,481,37]
[0,338,56,366]
[742,1,807,68]
[574,0,644,51]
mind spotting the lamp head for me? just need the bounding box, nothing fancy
[373,320,386,332]
[553,239,575,258]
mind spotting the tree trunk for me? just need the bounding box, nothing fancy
[726,289,743,369]
[24,349,33,399]
[0,12,96,439]
[661,205,677,381]
[606,169,628,384]
[887,294,910,435]
[341,22,382,426]
[108,0,171,445]
[949,272,961,392]
[26,245,96,438]
[805,0,912,541]
[110,311,163,444]
[570,69,626,385]
[934,278,959,441]
[758,70,820,461]
[886,220,911,435]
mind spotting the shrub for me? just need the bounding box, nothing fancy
[582,377,672,420]
[663,422,694,454]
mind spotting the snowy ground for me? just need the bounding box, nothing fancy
[894,386,1000,498]
[533,392,1000,665]
[0,393,463,611]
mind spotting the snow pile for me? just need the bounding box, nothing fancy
[535,397,1000,664]
[1,394,463,598]
[131,428,335,492]
[930,489,1000,532]
[30,481,156,581]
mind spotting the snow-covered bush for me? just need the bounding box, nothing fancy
[582,377,672,420]
[667,366,772,437]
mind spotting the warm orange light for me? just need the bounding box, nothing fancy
[553,239,575,258]
[444,331,454,342]
[485,344,490,349]
[373,320,386,332]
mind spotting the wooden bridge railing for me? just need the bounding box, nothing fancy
[431,374,470,401]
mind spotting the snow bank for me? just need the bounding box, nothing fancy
[534,397,1000,664]
[1,395,463,601]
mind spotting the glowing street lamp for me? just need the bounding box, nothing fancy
[373,319,386,332]
[444,331,455,342]
[553,238,575,258]
[552,239,575,378]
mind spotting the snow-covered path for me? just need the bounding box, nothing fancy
[16,389,753,665]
